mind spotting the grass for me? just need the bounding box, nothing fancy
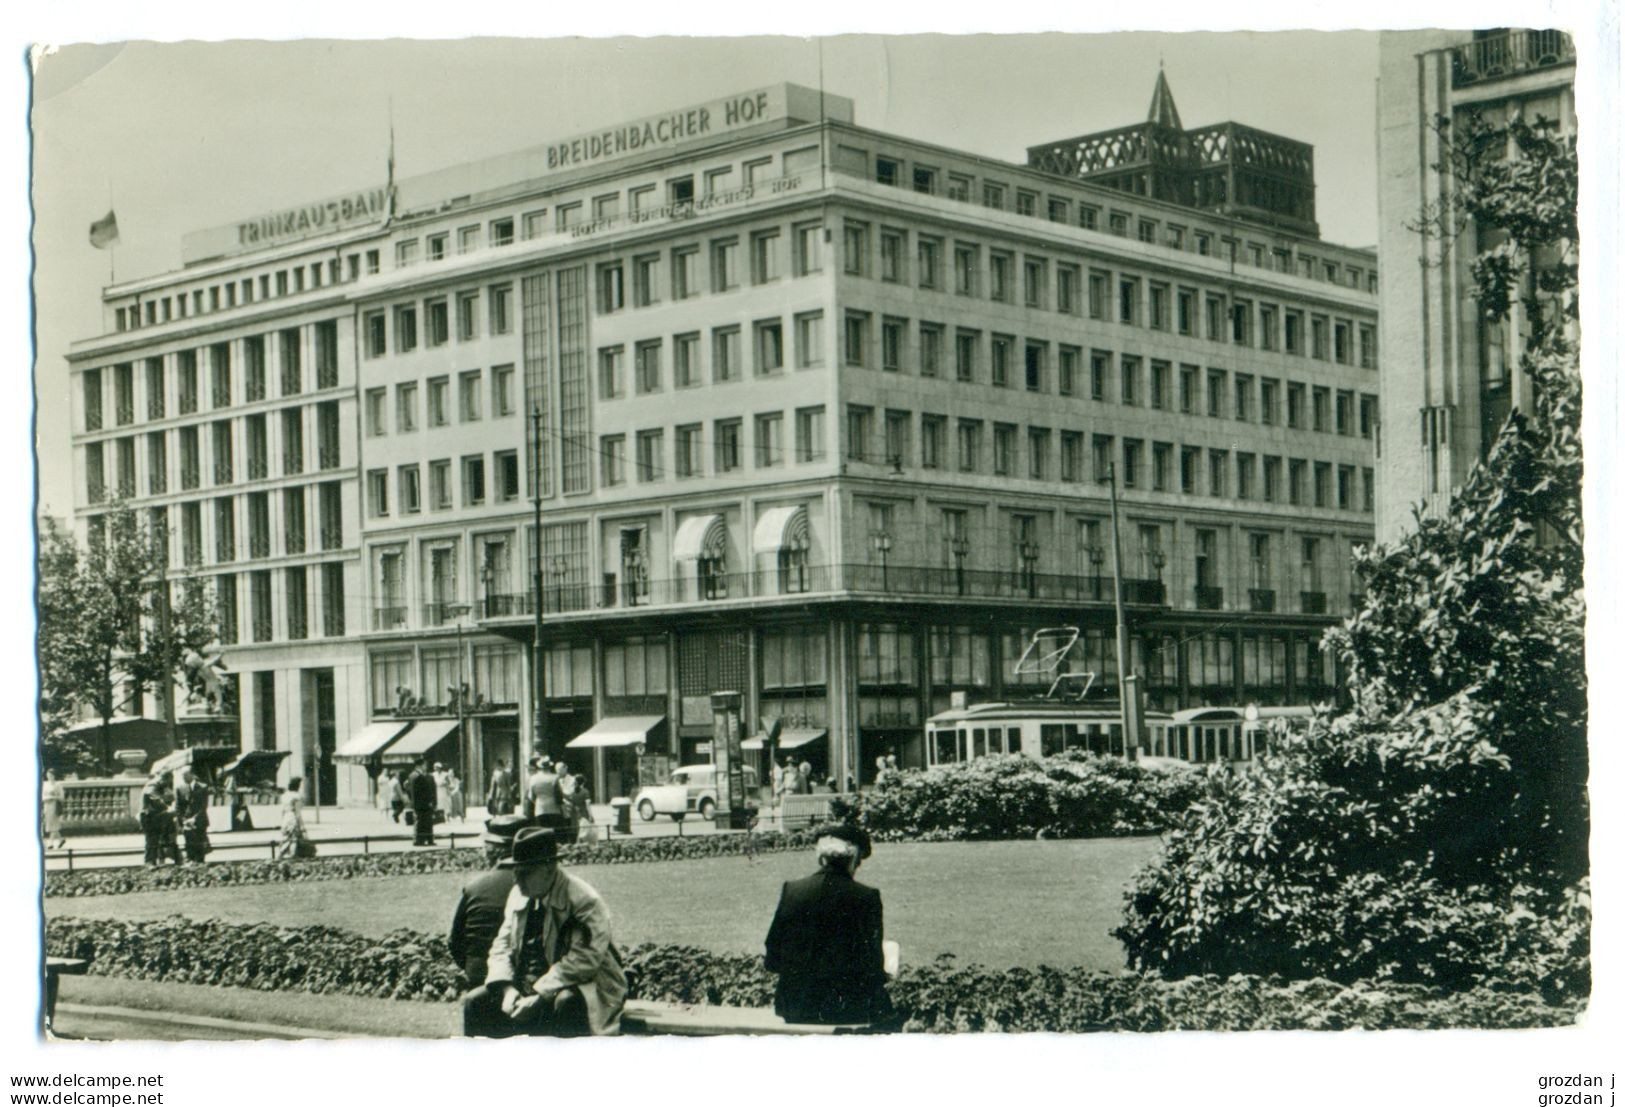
[46,837,1161,971]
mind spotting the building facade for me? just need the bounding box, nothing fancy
[1375,29,1576,543]
[68,77,1378,805]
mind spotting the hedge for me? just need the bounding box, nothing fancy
[45,827,824,899]
[860,752,1203,842]
[43,916,1582,1031]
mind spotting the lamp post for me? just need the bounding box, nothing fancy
[1100,462,1140,760]
[1151,550,1167,604]
[871,531,893,591]
[950,535,970,596]
[1088,543,1105,601]
[444,601,474,791]
[551,555,570,612]
[1019,540,1040,599]
[530,405,546,782]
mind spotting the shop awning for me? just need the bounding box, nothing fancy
[221,750,290,779]
[742,728,827,751]
[566,715,665,749]
[334,720,413,762]
[673,514,726,561]
[752,505,809,554]
[378,719,461,765]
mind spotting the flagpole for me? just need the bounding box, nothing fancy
[106,175,115,284]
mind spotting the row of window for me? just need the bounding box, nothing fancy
[840,220,1377,365]
[125,481,347,569]
[83,323,341,434]
[598,407,827,486]
[839,143,1377,293]
[83,402,344,503]
[363,284,514,358]
[364,365,517,437]
[112,251,380,334]
[207,563,348,645]
[365,450,523,519]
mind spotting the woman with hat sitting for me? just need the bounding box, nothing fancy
[462,827,627,1037]
[764,821,893,1026]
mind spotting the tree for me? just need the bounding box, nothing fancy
[37,504,223,773]
[1115,112,1585,995]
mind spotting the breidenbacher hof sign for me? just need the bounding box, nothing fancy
[545,89,777,173]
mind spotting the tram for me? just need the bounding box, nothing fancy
[1154,705,1316,763]
[923,699,1173,768]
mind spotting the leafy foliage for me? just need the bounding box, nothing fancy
[1116,111,1585,994]
[858,752,1201,841]
[43,916,1583,1030]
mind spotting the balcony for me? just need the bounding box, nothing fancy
[1194,585,1224,611]
[247,456,269,480]
[1248,588,1277,613]
[284,452,304,476]
[180,464,201,491]
[1451,30,1574,88]
[372,606,407,631]
[213,461,234,484]
[318,445,341,470]
[115,402,135,426]
[320,523,343,551]
[1300,591,1328,615]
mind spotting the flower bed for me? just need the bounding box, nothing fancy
[45,828,824,899]
[43,916,1582,1031]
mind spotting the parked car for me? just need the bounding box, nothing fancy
[634,764,759,821]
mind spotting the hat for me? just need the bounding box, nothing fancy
[483,814,532,848]
[817,822,872,861]
[500,827,560,868]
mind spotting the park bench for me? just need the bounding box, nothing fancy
[44,956,90,1031]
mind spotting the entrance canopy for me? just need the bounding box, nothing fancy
[673,514,726,561]
[334,720,412,762]
[379,718,461,765]
[751,505,809,554]
[566,715,665,749]
[742,728,827,751]
[221,749,291,780]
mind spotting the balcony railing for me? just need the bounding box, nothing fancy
[1195,585,1225,611]
[476,562,1172,621]
[284,452,304,476]
[180,464,201,490]
[213,461,234,484]
[1452,30,1575,87]
[1248,588,1277,613]
[115,402,135,426]
[318,445,341,470]
[247,456,269,480]
[320,524,343,551]
[1300,591,1328,615]
[372,606,407,631]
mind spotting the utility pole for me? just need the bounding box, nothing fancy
[530,406,547,787]
[156,579,178,753]
[1105,463,1142,759]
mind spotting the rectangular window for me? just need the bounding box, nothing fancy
[429,460,452,509]
[884,409,910,467]
[675,424,703,478]
[1093,434,1114,483]
[596,262,625,314]
[1234,374,1253,422]
[631,253,660,308]
[1029,428,1051,480]
[954,244,978,296]
[1289,459,1307,506]
[367,469,389,518]
[882,317,904,372]
[751,230,782,284]
[1208,449,1228,497]
[1056,264,1080,315]
[1285,311,1303,355]
[1025,341,1046,392]
[1121,438,1141,488]
[489,284,512,335]
[794,222,822,275]
[1090,350,1109,402]
[674,332,701,387]
[425,298,449,347]
[1088,270,1108,319]
[459,369,483,422]
[1314,462,1332,508]
[957,419,981,472]
[844,312,870,367]
[992,424,1016,476]
[601,435,626,486]
[1334,321,1352,364]
[635,340,663,393]
[1237,453,1255,499]
[1287,383,1305,429]
[1150,360,1169,410]
[955,330,978,382]
[398,464,421,514]
[394,305,417,353]
[1263,456,1281,503]
[1118,277,1139,324]
[1207,370,1226,418]
[714,419,742,473]
[847,405,873,462]
[366,388,387,436]
[1148,284,1169,330]
[754,413,782,468]
[990,335,1012,387]
[457,291,479,341]
[397,382,418,432]
[1205,295,1226,342]
[1177,288,1195,335]
[1311,316,1330,360]
[754,320,785,375]
[795,406,826,463]
[714,326,741,382]
[1061,432,1083,483]
[844,222,870,276]
[598,347,625,400]
[880,228,905,283]
[1335,390,1354,436]
[463,455,487,506]
[1023,257,1047,309]
[1120,355,1140,405]
[1260,379,1278,426]
[711,238,739,292]
[921,415,945,470]
[1258,304,1278,351]
[917,237,941,290]
[1152,442,1172,491]
[919,323,942,378]
[989,252,1011,302]
[427,375,450,426]
[1312,387,1331,433]
[1058,346,1079,397]
[492,364,515,417]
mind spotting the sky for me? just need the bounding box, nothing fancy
[30,32,1383,518]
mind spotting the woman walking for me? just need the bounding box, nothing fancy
[448,770,466,823]
[41,769,65,849]
[276,776,314,859]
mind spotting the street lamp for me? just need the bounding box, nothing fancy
[1151,549,1167,604]
[479,562,494,619]
[443,601,474,793]
[550,555,570,611]
[1019,540,1040,599]
[1088,543,1105,600]
[950,535,970,596]
[870,531,893,591]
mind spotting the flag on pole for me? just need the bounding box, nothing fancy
[89,210,120,249]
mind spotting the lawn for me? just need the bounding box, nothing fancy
[46,837,1162,971]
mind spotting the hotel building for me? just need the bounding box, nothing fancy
[67,75,1378,805]
[1375,29,1576,543]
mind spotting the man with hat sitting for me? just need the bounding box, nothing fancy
[764,822,893,1026]
[461,827,627,1037]
[448,814,530,988]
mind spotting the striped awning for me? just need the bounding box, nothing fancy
[378,718,461,765]
[742,728,827,751]
[673,514,726,561]
[566,716,665,749]
[752,505,809,554]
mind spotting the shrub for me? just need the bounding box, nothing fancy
[45,827,825,898]
[859,752,1201,841]
[43,916,1581,1030]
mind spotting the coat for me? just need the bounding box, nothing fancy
[764,869,890,1024]
[408,769,438,811]
[448,868,516,987]
[483,872,626,1035]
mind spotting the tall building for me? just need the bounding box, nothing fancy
[67,75,1378,805]
[1375,29,1576,543]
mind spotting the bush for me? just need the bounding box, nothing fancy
[45,827,825,898]
[859,752,1202,842]
[43,916,1581,1030]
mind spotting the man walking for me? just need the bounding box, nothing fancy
[461,828,626,1037]
[409,757,438,846]
[524,758,565,831]
[486,759,513,816]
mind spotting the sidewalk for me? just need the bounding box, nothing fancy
[44,800,727,871]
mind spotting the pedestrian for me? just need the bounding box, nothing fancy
[487,759,512,816]
[448,814,529,988]
[448,771,466,823]
[140,772,179,866]
[41,769,65,849]
[174,766,212,864]
[875,753,888,781]
[409,758,438,846]
[523,758,565,831]
[276,776,314,859]
[376,770,392,818]
[433,762,451,821]
[764,823,893,1026]
[388,769,406,823]
[461,828,627,1037]
[885,754,898,773]
[798,761,814,795]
